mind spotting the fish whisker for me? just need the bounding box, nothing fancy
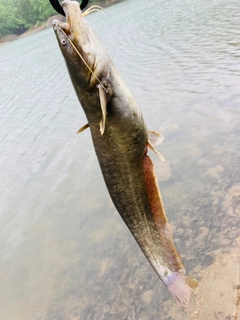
[82,5,105,17]
[58,26,108,93]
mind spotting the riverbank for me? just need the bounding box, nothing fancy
[0,0,123,45]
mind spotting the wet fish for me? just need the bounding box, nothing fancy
[52,0,198,307]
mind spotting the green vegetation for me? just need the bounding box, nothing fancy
[0,0,55,36]
[0,0,110,37]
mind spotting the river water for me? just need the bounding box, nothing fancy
[0,0,240,319]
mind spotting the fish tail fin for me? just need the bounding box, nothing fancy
[166,273,198,307]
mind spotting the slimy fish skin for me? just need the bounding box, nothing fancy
[52,0,198,307]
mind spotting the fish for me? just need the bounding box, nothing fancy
[52,0,198,307]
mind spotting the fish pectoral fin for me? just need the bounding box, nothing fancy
[98,84,108,135]
[148,130,164,146]
[76,123,89,134]
[147,140,165,161]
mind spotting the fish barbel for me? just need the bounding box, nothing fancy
[52,0,198,307]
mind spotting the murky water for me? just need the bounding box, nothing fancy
[0,0,240,319]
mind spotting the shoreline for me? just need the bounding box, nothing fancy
[0,0,123,46]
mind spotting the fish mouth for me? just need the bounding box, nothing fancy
[57,0,83,39]
[53,0,84,40]
[62,0,81,36]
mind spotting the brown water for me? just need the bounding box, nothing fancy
[0,0,240,319]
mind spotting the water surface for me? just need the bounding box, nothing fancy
[0,0,240,319]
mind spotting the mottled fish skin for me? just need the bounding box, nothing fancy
[52,0,198,307]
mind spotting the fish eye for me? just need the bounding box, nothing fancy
[61,38,67,47]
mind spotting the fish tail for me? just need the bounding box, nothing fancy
[164,272,198,307]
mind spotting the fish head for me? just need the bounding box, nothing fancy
[53,0,104,92]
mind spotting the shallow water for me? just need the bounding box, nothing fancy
[0,0,240,319]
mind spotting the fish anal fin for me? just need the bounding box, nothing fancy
[98,84,108,135]
[166,273,198,307]
[143,154,169,229]
[76,123,89,134]
[143,154,183,271]
[147,140,165,162]
[143,154,198,306]
[148,130,164,146]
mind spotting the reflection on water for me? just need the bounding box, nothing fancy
[0,0,240,318]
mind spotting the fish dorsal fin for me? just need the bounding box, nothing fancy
[98,84,108,135]
[76,123,89,134]
[148,130,164,146]
[147,140,165,162]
